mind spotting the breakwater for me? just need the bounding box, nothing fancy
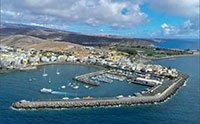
[12,73,188,110]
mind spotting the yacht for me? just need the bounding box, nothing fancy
[40,88,52,93]
[84,85,89,89]
[116,95,124,99]
[42,69,48,77]
[56,69,60,75]
[73,85,79,89]
[62,97,69,100]
[61,85,66,89]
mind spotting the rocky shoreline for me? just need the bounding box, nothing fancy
[11,72,188,110]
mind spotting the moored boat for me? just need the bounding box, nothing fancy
[61,85,66,89]
[56,69,60,75]
[62,97,69,100]
[40,88,52,93]
[42,69,48,77]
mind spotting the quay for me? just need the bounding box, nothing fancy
[12,72,188,110]
[74,70,107,86]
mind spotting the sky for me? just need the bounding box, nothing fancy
[0,0,199,38]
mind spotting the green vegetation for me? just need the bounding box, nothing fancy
[116,46,137,56]
[116,46,193,58]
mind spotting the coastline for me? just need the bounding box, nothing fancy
[145,53,200,63]
[1,53,198,74]
[0,61,105,74]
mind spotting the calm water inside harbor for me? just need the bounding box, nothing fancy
[0,56,199,124]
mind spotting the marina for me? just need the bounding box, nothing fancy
[74,70,107,86]
[12,72,188,109]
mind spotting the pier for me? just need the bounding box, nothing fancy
[12,72,188,110]
[74,70,107,86]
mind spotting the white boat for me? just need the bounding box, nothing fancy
[48,78,51,83]
[62,97,69,100]
[73,85,79,89]
[61,85,66,89]
[73,97,80,99]
[40,88,52,93]
[84,85,89,88]
[56,69,60,75]
[116,95,124,99]
[42,69,48,77]
[20,100,28,103]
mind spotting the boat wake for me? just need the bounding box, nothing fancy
[51,91,75,96]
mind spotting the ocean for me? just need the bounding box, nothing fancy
[154,39,200,50]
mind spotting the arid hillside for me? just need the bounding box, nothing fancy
[0,23,156,47]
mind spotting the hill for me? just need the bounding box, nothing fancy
[0,23,155,47]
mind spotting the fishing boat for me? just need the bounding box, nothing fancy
[42,69,48,77]
[40,88,52,93]
[83,96,93,100]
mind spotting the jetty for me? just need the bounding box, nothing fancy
[74,70,107,86]
[12,72,188,110]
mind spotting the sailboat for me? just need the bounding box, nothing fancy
[48,78,51,83]
[56,69,60,75]
[42,69,48,77]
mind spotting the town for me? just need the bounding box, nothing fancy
[0,45,178,79]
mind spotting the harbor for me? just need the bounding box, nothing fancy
[12,72,188,109]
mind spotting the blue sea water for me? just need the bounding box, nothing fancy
[154,39,200,50]
[0,55,199,124]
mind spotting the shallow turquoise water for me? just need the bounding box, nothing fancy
[0,56,199,124]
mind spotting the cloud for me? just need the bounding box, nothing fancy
[158,19,199,38]
[148,0,199,18]
[147,0,199,38]
[160,23,176,36]
[1,0,147,28]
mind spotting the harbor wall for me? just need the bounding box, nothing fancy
[12,73,188,110]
